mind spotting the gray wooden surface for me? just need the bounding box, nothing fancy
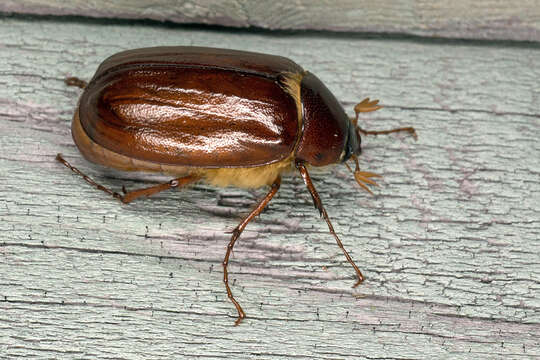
[1,0,540,42]
[1,15,539,359]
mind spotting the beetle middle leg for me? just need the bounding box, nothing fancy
[296,162,365,287]
[223,175,281,326]
[56,154,198,204]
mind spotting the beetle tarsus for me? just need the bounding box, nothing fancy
[352,276,365,288]
[56,153,125,201]
[222,176,281,325]
[65,76,88,89]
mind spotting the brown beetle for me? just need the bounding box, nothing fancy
[57,46,416,325]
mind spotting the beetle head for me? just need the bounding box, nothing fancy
[341,121,361,162]
[342,98,384,195]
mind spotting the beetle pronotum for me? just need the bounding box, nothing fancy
[57,46,416,325]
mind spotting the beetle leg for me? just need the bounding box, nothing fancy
[352,98,417,140]
[357,126,418,140]
[223,175,281,326]
[65,77,88,89]
[119,175,199,203]
[56,154,198,204]
[296,162,365,287]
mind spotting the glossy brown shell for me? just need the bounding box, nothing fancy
[77,47,303,168]
[296,72,352,166]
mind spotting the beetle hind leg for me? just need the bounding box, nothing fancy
[222,175,281,325]
[56,154,198,204]
[65,77,88,89]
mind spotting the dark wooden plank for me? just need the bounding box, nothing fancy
[1,0,539,42]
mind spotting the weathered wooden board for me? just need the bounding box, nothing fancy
[1,16,539,359]
[1,0,540,42]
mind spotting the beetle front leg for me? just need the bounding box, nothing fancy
[296,162,365,287]
[357,126,417,140]
[352,98,417,140]
[222,175,281,325]
[56,154,198,203]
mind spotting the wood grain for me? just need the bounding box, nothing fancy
[1,16,539,359]
[1,0,540,42]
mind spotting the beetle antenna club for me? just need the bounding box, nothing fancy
[344,156,382,195]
